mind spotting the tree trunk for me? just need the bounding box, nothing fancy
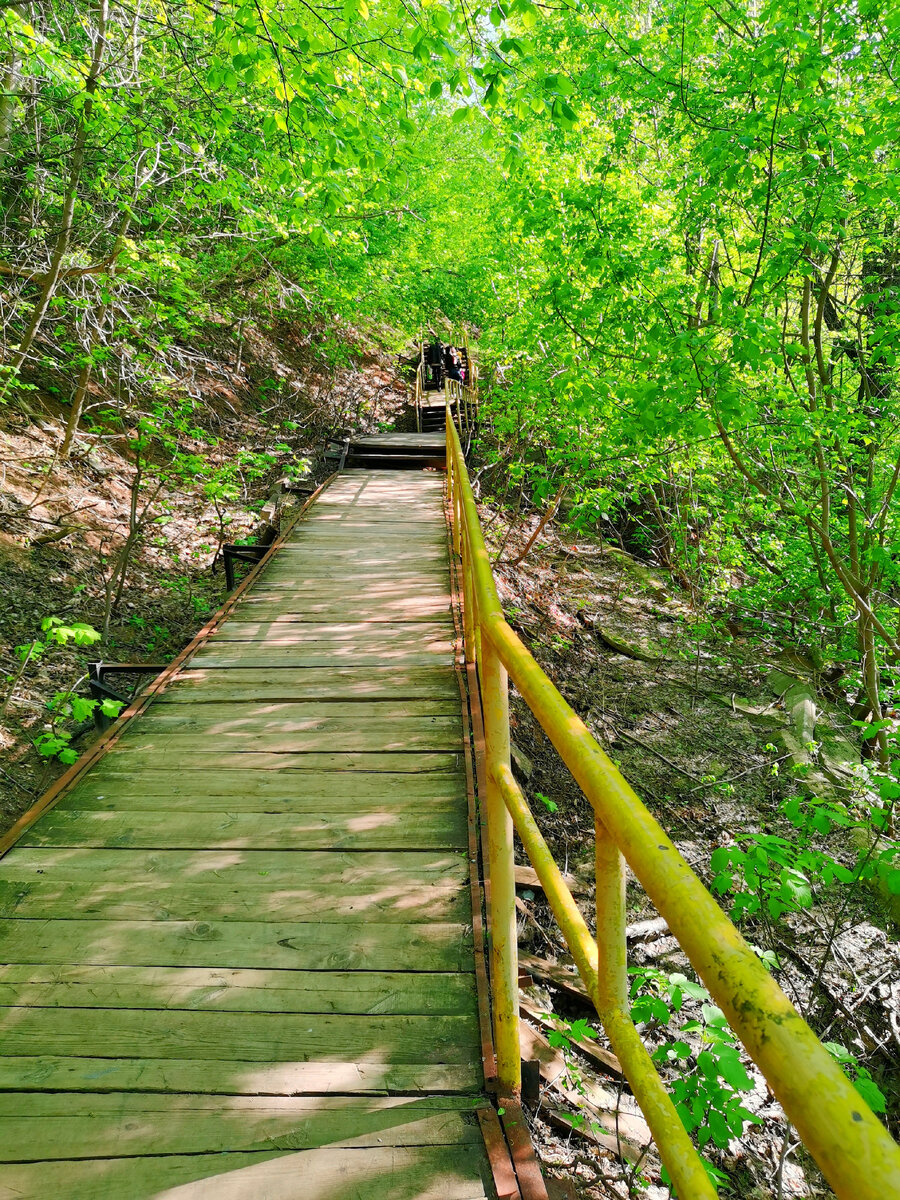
[9,0,110,377]
[0,5,26,171]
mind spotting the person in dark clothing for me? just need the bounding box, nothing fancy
[425,338,444,389]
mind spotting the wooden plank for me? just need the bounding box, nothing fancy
[206,621,454,646]
[0,1006,480,1062]
[190,651,457,668]
[237,585,451,600]
[286,528,447,543]
[0,1056,481,1096]
[0,1094,484,1160]
[138,700,462,723]
[15,808,468,850]
[132,708,462,733]
[350,433,446,447]
[229,603,453,622]
[158,667,459,702]
[0,1145,492,1200]
[0,872,471,923]
[60,767,465,805]
[208,620,454,637]
[299,516,447,529]
[257,567,449,582]
[231,605,453,621]
[0,964,477,1014]
[0,917,474,970]
[98,750,462,772]
[0,847,470,885]
[312,500,447,511]
[238,574,451,590]
[112,726,462,755]
[263,547,445,561]
[54,792,464,816]
[292,491,445,501]
[319,473,445,487]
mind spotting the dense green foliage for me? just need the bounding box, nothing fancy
[8,0,897,708]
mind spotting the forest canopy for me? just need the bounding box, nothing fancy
[2,0,900,722]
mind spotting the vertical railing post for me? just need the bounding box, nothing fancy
[462,549,476,664]
[448,408,461,558]
[482,639,521,1097]
[595,815,628,1014]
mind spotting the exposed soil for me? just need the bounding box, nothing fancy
[0,315,412,830]
[481,504,899,1199]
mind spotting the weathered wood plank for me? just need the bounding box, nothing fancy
[125,710,462,734]
[15,807,468,851]
[242,577,449,592]
[0,964,477,1014]
[228,604,453,623]
[157,666,459,702]
[0,871,471,923]
[0,1094,484,1160]
[54,792,463,815]
[139,700,462,723]
[112,728,461,755]
[61,767,465,805]
[256,568,450,583]
[0,1145,492,1200]
[0,1006,480,1063]
[0,847,469,884]
[299,517,446,530]
[99,750,462,772]
[206,623,455,648]
[0,917,474,971]
[0,1056,482,1096]
[349,433,446,447]
[190,651,457,668]
[286,528,447,544]
[264,550,445,566]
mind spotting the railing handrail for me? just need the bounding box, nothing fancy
[444,400,900,1200]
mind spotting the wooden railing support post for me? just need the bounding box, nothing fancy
[482,638,520,1097]
[595,814,628,1014]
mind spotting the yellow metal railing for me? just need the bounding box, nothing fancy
[445,403,900,1200]
[414,345,425,433]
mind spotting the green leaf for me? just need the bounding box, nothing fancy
[713,1046,753,1091]
[854,1076,887,1114]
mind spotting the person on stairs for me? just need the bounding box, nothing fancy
[425,337,444,389]
[445,347,463,383]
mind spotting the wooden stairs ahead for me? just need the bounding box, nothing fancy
[0,450,543,1199]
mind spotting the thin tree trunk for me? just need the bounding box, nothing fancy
[0,5,26,171]
[508,482,566,566]
[10,0,110,377]
[60,217,129,458]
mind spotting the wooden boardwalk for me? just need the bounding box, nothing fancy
[0,471,499,1199]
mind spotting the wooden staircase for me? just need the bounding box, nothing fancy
[344,431,446,470]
